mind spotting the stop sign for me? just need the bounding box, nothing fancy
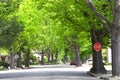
[93,43,102,51]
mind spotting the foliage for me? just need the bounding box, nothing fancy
[0,61,10,68]
[0,48,8,55]
[0,0,112,65]
[0,0,24,48]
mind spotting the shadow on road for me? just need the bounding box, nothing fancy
[0,64,102,80]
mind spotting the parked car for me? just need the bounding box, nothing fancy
[70,60,77,66]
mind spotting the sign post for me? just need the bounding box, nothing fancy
[93,42,102,51]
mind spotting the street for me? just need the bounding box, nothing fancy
[0,64,104,80]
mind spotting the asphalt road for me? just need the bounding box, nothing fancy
[0,64,103,80]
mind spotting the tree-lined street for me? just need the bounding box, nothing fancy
[0,0,120,79]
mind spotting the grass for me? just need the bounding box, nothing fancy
[104,62,111,65]
[0,67,7,71]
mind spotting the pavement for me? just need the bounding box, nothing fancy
[86,65,120,80]
[0,63,102,80]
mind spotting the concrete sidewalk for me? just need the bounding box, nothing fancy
[87,65,120,80]
[87,71,112,79]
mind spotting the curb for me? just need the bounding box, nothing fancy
[87,71,120,80]
[87,71,101,79]
[101,76,120,80]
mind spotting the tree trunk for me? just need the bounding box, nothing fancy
[47,48,50,64]
[111,28,120,76]
[55,50,58,64]
[63,53,67,64]
[10,48,15,69]
[75,44,82,66]
[41,50,44,65]
[90,28,106,74]
[71,36,82,66]
[48,53,50,64]
[111,0,120,76]
[25,49,30,68]
[51,54,54,64]
[17,51,22,68]
[63,48,69,64]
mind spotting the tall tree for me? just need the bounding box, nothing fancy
[90,28,106,74]
[42,0,107,69]
[86,0,120,76]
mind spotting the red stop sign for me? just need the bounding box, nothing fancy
[93,43,102,51]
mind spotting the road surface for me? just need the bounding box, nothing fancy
[0,64,103,80]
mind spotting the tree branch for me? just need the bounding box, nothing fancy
[102,23,111,32]
[109,0,115,16]
[86,0,111,25]
[91,28,98,42]
[113,5,120,25]
[86,0,111,31]
[100,29,108,37]
[86,0,111,24]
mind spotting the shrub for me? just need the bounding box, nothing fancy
[0,61,10,68]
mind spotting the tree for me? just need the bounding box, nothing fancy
[41,0,89,66]
[16,0,65,65]
[86,0,120,76]
[3,0,109,68]
[0,0,24,69]
[0,0,24,48]
[90,28,107,74]
[42,0,107,70]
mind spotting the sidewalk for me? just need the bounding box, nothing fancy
[87,65,120,80]
[87,71,112,79]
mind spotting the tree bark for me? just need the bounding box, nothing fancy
[51,54,54,64]
[111,28,120,76]
[16,51,22,68]
[10,48,15,69]
[63,53,67,64]
[47,48,51,64]
[41,50,44,65]
[74,44,82,66]
[71,36,82,66]
[48,53,50,64]
[90,28,107,74]
[111,0,120,76]
[55,50,58,64]
[25,49,30,68]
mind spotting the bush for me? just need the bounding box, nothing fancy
[0,61,10,68]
